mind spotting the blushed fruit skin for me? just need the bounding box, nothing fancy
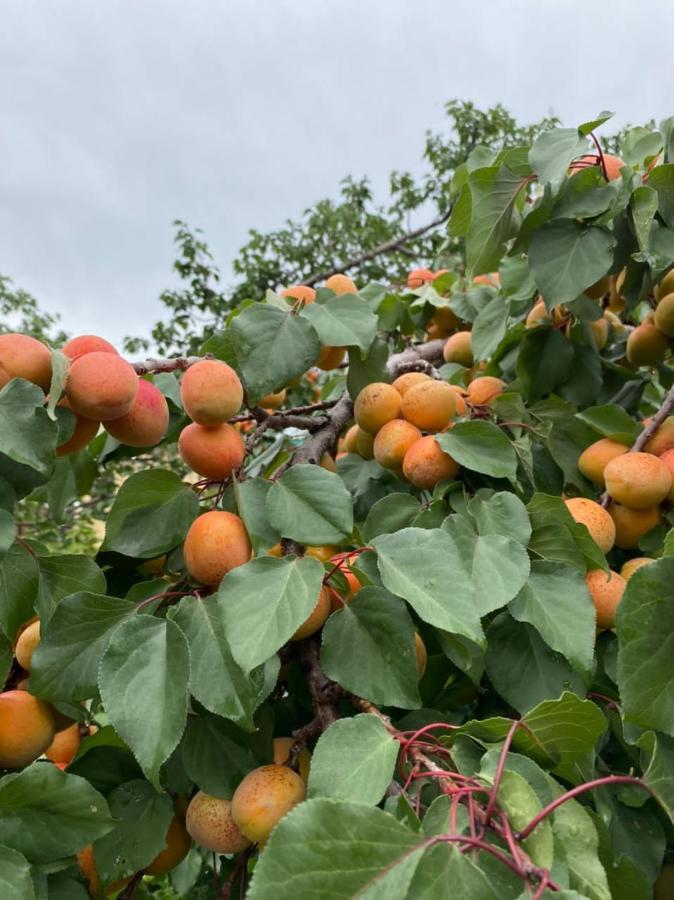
[45,723,81,766]
[654,269,674,303]
[325,274,357,295]
[407,267,434,289]
[401,381,456,432]
[585,569,626,630]
[402,435,460,490]
[0,333,52,391]
[180,359,243,425]
[354,428,375,459]
[104,379,169,447]
[578,438,629,486]
[291,586,331,640]
[354,383,402,434]
[654,292,674,338]
[659,448,674,501]
[231,764,306,844]
[448,384,468,416]
[0,690,55,767]
[145,815,192,875]
[373,419,422,470]
[184,511,252,586]
[258,389,287,409]
[643,416,674,455]
[443,331,473,367]
[466,376,505,406]
[571,153,626,181]
[273,737,311,784]
[186,792,251,853]
[66,352,138,421]
[392,371,431,397]
[603,452,672,508]
[178,422,245,479]
[626,323,669,367]
[620,557,655,580]
[15,620,40,671]
[315,345,346,370]
[472,273,499,287]
[56,405,99,457]
[61,334,118,360]
[564,497,616,554]
[414,632,427,678]
[609,503,661,550]
[282,285,316,305]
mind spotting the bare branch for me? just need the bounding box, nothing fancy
[131,355,209,375]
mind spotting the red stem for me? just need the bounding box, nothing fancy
[589,133,609,181]
[484,718,521,825]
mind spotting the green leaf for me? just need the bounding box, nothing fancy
[0,542,38,642]
[181,713,260,798]
[494,770,553,867]
[347,338,390,400]
[0,511,16,562]
[221,555,325,672]
[471,491,532,545]
[300,295,378,352]
[436,423,518,479]
[0,764,113,864]
[30,591,135,701]
[247,799,423,899]
[0,380,56,475]
[471,296,507,362]
[233,478,280,553]
[631,186,659,252]
[616,558,674,736]
[46,349,69,420]
[517,327,574,402]
[230,303,321,403]
[528,221,615,307]
[362,493,420,542]
[554,798,611,900]
[466,165,525,274]
[509,561,595,678]
[578,111,614,134]
[266,465,353,544]
[308,715,399,805]
[576,405,641,444]
[0,845,35,900]
[99,616,190,789]
[408,844,498,899]
[102,469,199,559]
[553,167,620,219]
[35,554,106,624]
[527,493,607,573]
[529,128,588,189]
[171,594,270,729]
[647,164,674,230]
[320,587,421,709]
[638,731,674,824]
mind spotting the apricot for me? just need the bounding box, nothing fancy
[178,422,245,480]
[571,153,626,181]
[282,285,316,305]
[291,585,331,640]
[61,335,118,360]
[258,389,287,409]
[401,380,456,432]
[66,352,138,421]
[414,632,427,678]
[603,452,672,508]
[305,545,338,563]
[231,764,306,844]
[590,317,609,351]
[609,503,661,550]
[658,448,674,502]
[315,346,346,370]
[273,737,311,784]
[608,272,626,312]
[626,323,669,367]
[585,569,626,630]
[564,497,615,554]
[448,384,468,416]
[45,723,81,766]
[643,416,674,455]
[325,274,357,295]
[374,419,422,470]
[354,383,402,435]
[343,424,359,453]
[77,846,100,897]
[186,792,251,853]
[654,293,674,338]
[443,331,473,367]
[425,320,453,341]
[0,333,52,391]
[620,557,655,580]
[391,372,431,397]
[183,511,252,586]
[180,360,243,426]
[0,690,55,767]
[319,452,337,472]
[578,438,629,485]
[525,299,550,329]
[604,309,626,336]
[402,435,460,490]
[472,273,500,287]
[15,620,40,671]
[654,269,674,303]
[355,428,375,459]
[104,378,169,447]
[407,268,434,289]
[145,815,191,875]
[434,307,461,331]
[466,376,505,406]
[585,275,610,300]
[56,402,99,457]
[333,561,362,601]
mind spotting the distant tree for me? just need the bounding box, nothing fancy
[0,275,68,345]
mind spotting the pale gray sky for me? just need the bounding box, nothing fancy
[1,0,672,347]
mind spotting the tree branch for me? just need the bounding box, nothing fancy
[132,355,208,375]
[386,339,446,377]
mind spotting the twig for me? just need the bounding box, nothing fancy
[131,355,208,375]
[220,850,249,899]
[117,870,146,899]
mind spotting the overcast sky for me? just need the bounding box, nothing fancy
[1,0,673,348]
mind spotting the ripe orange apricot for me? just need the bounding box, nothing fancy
[564,497,616,554]
[178,422,245,480]
[578,438,629,485]
[609,503,661,550]
[273,737,311,784]
[447,384,468,416]
[104,379,169,447]
[354,383,402,434]
[401,380,456,432]
[305,545,338,563]
[604,452,672,508]
[626,323,669,367]
[186,792,251,853]
[472,273,500,287]
[320,452,337,472]
[414,632,427,678]
[466,376,505,406]
[0,690,55,767]
[643,416,674,455]
[434,307,461,331]
[343,424,359,453]
[180,360,243,426]
[659,448,674,501]
[66,352,138,421]
[282,285,316,305]
[145,815,192,876]
[77,846,101,897]
[620,557,655,580]
[56,402,99,457]
[315,346,346,370]
[391,372,431,397]
[402,435,460,490]
[407,268,434,289]
[15,620,40,671]
[654,292,674,338]
[571,153,626,181]
[585,569,626,630]
[590,317,609,350]
[425,320,453,340]
[231,764,306,844]
[373,419,422,470]
[443,331,473,367]
[183,511,252,586]
[61,335,118,360]
[258,389,287,409]
[0,333,52,391]
[45,723,81,766]
[655,269,674,303]
[291,586,331,640]
[325,274,357,295]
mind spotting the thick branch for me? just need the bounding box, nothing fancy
[386,339,446,377]
[132,355,207,375]
[290,393,354,466]
[288,641,342,764]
